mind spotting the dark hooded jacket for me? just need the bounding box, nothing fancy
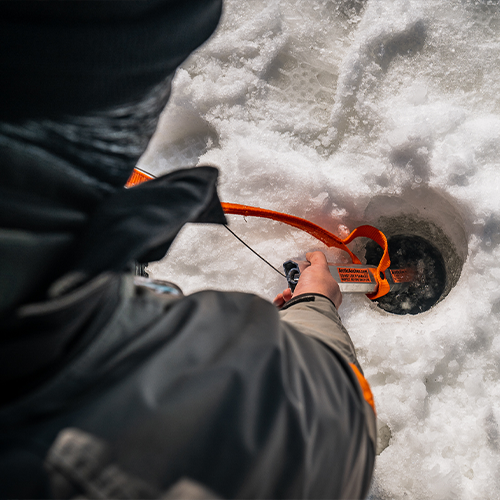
[0,2,375,498]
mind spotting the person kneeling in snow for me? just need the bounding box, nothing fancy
[0,1,375,498]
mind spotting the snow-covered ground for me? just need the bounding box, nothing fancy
[138,1,500,498]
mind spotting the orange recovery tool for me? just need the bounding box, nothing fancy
[126,168,414,300]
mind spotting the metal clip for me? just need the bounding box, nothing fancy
[283,260,301,292]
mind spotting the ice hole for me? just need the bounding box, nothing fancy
[366,234,446,315]
[362,187,467,315]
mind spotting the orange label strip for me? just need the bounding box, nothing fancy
[338,267,373,283]
[390,269,414,283]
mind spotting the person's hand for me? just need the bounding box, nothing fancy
[273,251,342,309]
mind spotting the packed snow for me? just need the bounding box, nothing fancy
[138,1,500,498]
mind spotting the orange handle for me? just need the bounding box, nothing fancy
[222,203,390,300]
[125,169,391,299]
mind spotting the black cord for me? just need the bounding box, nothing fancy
[224,225,286,278]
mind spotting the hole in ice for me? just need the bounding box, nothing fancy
[365,235,446,315]
[362,187,468,315]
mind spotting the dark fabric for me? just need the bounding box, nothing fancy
[0,0,223,121]
[0,437,51,499]
[0,160,225,317]
[0,2,375,497]
[0,0,224,315]
[0,275,121,404]
[0,275,375,499]
[0,128,103,316]
[70,167,226,279]
[0,76,173,189]
[42,428,221,499]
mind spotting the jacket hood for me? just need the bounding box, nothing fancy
[0,145,225,318]
[0,0,223,122]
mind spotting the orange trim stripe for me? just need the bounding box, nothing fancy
[349,364,376,415]
[125,169,154,188]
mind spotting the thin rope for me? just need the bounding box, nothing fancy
[224,225,286,278]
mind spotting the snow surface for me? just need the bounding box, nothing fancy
[138,1,500,498]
